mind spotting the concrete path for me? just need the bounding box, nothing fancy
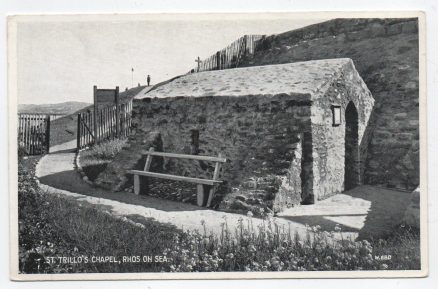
[278,186,412,240]
[35,141,313,238]
[36,140,411,241]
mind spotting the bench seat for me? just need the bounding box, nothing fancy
[128,170,222,186]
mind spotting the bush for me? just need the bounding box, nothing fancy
[79,139,128,181]
[81,139,128,160]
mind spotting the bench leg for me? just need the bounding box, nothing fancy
[206,186,216,208]
[196,184,206,206]
[134,175,140,195]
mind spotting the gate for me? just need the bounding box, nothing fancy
[77,100,133,150]
[17,114,50,155]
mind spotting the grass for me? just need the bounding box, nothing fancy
[18,153,421,273]
[79,139,128,181]
[370,225,421,270]
[18,156,183,273]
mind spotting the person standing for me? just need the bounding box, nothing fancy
[147,75,151,86]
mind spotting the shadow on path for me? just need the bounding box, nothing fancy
[277,185,411,240]
[50,148,77,154]
[345,186,411,240]
[279,214,364,233]
[39,169,209,213]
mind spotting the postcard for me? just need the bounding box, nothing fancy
[8,11,427,280]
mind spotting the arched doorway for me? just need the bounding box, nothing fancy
[344,101,359,190]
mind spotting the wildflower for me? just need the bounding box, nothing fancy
[247,211,253,217]
[312,225,321,232]
[258,207,265,216]
[271,260,281,270]
[334,224,342,232]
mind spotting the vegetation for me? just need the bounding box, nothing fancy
[19,153,420,273]
[18,156,182,273]
[162,219,420,272]
[78,139,128,181]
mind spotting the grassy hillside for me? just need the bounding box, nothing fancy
[18,101,91,115]
[49,86,146,146]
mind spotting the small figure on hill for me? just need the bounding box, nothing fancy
[147,75,151,86]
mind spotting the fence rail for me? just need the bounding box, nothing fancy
[18,114,50,155]
[77,100,133,150]
[193,34,265,73]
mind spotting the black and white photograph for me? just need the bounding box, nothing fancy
[7,11,427,280]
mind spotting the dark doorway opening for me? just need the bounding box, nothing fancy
[344,101,360,190]
[301,132,314,204]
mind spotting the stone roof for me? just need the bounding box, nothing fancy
[138,58,354,99]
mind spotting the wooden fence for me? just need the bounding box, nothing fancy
[194,34,265,73]
[17,114,50,155]
[77,100,133,150]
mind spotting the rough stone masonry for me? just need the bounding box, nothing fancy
[96,58,374,214]
[240,18,419,190]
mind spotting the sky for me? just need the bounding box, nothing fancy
[15,14,330,105]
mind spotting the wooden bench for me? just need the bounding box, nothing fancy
[128,148,226,207]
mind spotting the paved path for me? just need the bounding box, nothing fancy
[36,141,411,240]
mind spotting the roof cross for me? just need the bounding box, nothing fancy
[195,56,202,72]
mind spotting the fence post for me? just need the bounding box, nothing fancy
[115,86,120,138]
[93,85,98,144]
[45,115,50,154]
[216,51,221,70]
[77,113,81,152]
